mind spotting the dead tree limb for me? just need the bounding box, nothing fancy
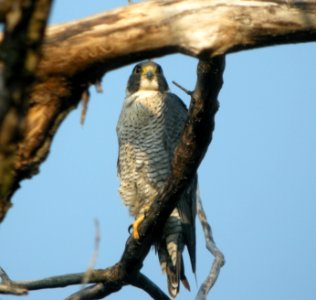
[0,268,169,299]
[1,0,316,222]
[0,0,53,221]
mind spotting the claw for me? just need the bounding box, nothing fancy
[132,214,145,239]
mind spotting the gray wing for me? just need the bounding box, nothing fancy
[177,176,197,273]
[164,92,197,273]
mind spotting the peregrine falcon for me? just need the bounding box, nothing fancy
[117,61,197,297]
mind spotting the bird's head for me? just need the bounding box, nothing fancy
[126,61,169,94]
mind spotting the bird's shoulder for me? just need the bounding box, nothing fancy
[164,92,188,113]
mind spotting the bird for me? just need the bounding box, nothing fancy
[116,61,197,298]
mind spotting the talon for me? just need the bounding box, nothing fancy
[132,214,145,239]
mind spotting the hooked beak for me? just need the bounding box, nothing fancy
[145,70,154,80]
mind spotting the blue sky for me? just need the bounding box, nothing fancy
[1,1,316,300]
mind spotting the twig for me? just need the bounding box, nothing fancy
[0,267,10,284]
[195,191,225,300]
[80,89,90,125]
[172,80,193,96]
[81,219,101,286]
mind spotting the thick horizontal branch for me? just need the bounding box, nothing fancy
[41,0,316,76]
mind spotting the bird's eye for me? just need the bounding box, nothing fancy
[134,65,142,74]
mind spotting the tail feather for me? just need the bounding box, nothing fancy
[166,262,179,298]
[158,236,183,298]
[157,206,195,298]
[181,277,191,291]
[180,256,191,291]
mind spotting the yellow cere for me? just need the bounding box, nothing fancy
[142,65,158,75]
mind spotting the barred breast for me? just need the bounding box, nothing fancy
[117,91,171,216]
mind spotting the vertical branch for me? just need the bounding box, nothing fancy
[0,0,53,222]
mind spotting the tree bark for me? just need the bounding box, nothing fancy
[0,0,53,221]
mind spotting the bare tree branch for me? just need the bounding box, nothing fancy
[67,273,170,300]
[1,0,316,222]
[129,273,170,300]
[196,192,225,300]
[0,268,169,299]
[0,269,110,291]
[66,283,119,300]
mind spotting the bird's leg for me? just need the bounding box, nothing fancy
[132,205,150,239]
[132,214,145,239]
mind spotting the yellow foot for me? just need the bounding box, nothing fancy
[132,214,145,239]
